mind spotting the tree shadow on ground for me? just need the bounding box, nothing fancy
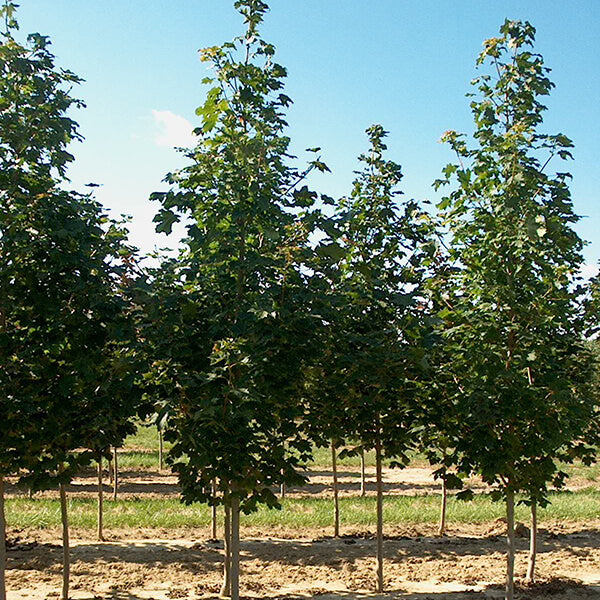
[7,525,600,572]
[7,539,224,576]
[7,537,600,600]
[78,580,600,600]
[67,480,180,496]
[285,479,443,497]
[5,469,447,498]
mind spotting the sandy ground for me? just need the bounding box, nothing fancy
[5,465,600,599]
[8,460,596,501]
[6,522,600,599]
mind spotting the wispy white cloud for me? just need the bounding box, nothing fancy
[151,109,197,148]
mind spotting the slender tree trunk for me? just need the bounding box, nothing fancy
[526,500,537,584]
[220,503,231,597]
[231,495,240,600]
[59,482,70,600]
[360,449,366,497]
[438,476,447,536]
[211,479,218,540]
[112,447,118,502]
[158,429,164,472]
[375,436,384,592]
[0,476,7,600]
[280,482,285,499]
[97,458,104,541]
[108,455,113,484]
[506,489,515,600]
[331,440,339,537]
[27,487,33,499]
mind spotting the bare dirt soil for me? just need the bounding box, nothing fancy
[5,465,600,599]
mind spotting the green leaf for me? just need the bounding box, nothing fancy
[317,242,346,261]
[153,209,179,235]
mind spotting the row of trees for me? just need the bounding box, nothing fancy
[1,2,598,600]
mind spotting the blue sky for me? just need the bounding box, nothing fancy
[16,1,600,271]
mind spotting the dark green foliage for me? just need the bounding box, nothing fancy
[436,19,596,506]
[0,3,83,189]
[0,4,138,490]
[149,0,327,512]
[311,124,436,460]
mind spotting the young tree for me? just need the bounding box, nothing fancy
[0,3,138,596]
[0,4,83,597]
[81,328,144,542]
[3,183,136,598]
[435,20,598,600]
[418,255,467,537]
[149,2,328,598]
[303,326,354,538]
[317,125,435,591]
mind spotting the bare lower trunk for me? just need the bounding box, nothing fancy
[0,476,6,600]
[60,483,70,600]
[360,449,366,497]
[158,429,164,472]
[112,447,118,502]
[375,437,384,593]
[211,479,218,540]
[108,456,113,484]
[280,482,285,498]
[506,489,515,600]
[231,496,240,600]
[526,500,537,583]
[27,487,33,499]
[438,476,447,536]
[331,440,339,537]
[220,503,231,597]
[97,458,104,541]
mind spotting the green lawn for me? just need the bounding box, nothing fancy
[119,424,427,470]
[122,422,166,451]
[110,422,170,470]
[120,423,598,480]
[7,489,600,531]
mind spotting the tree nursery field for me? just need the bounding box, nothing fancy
[2,2,600,600]
[3,428,600,599]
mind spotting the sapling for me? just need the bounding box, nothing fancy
[149,2,328,597]
[436,20,597,600]
[319,125,435,592]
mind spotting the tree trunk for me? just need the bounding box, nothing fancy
[506,489,515,600]
[158,429,164,472]
[231,495,240,600]
[112,447,118,502]
[108,455,113,484]
[438,476,447,536]
[280,482,285,499]
[331,440,339,537]
[0,476,6,600]
[27,487,33,499]
[60,482,70,600]
[360,448,366,497]
[526,500,537,583]
[375,436,384,593]
[97,457,104,541]
[220,503,231,597]
[211,479,218,540]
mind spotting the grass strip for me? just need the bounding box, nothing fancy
[123,427,600,478]
[6,489,600,531]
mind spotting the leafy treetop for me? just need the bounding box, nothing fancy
[435,19,595,503]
